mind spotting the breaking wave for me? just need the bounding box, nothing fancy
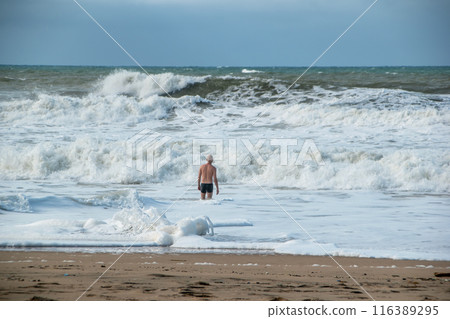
[1,135,449,192]
[0,70,209,125]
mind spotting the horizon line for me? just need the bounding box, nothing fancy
[1,64,449,68]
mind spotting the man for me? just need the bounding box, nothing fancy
[198,154,219,200]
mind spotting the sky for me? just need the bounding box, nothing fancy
[0,0,449,67]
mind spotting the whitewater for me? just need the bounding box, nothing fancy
[0,66,449,260]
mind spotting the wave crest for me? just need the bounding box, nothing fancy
[97,70,208,98]
[1,136,448,192]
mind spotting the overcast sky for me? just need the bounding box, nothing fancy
[0,0,449,66]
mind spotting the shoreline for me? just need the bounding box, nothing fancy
[1,247,449,261]
[1,251,449,301]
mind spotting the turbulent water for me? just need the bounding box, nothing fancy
[0,65,449,259]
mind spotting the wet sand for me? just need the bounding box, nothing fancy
[0,251,449,301]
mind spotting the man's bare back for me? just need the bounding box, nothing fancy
[198,155,219,200]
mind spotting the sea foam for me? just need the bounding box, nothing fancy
[5,190,214,248]
[1,135,449,192]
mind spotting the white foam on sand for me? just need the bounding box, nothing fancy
[0,186,449,260]
[0,190,214,248]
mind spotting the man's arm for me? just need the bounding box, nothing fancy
[198,166,202,191]
[213,167,219,195]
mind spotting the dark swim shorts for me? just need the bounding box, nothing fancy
[200,183,213,194]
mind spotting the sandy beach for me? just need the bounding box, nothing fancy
[1,251,449,301]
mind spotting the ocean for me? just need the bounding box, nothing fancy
[0,65,449,260]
